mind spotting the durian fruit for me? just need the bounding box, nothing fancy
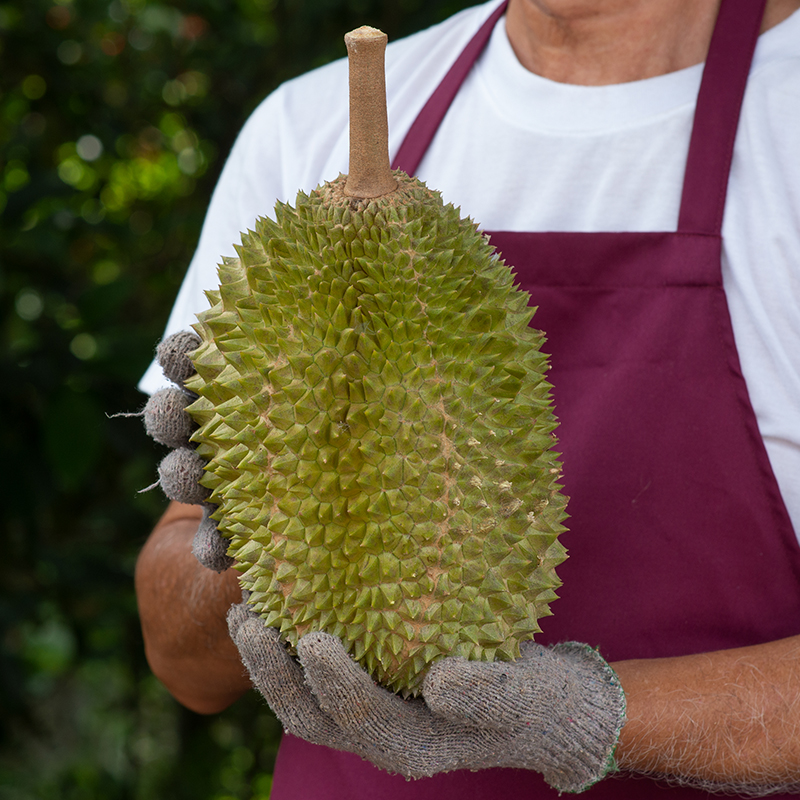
[184,26,568,696]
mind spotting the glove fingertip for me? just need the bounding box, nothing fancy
[423,659,515,730]
[296,631,354,676]
[158,447,209,504]
[192,507,234,572]
[421,659,464,713]
[144,387,195,449]
[422,656,468,693]
[156,331,201,388]
[226,602,252,637]
[228,609,284,660]
[297,630,345,655]
[296,632,375,701]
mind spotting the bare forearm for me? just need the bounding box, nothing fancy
[135,500,251,713]
[137,502,800,793]
[613,636,800,794]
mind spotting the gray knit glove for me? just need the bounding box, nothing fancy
[227,602,626,794]
[143,330,233,572]
[147,334,627,793]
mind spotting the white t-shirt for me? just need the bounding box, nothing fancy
[140,0,800,538]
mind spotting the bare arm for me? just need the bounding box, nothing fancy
[614,636,800,793]
[135,500,251,714]
[136,501,800,790]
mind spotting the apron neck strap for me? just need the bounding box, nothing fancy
[677,0,766,235]
[391,0,509,176]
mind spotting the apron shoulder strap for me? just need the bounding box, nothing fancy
[677,0,766,236]
[391,1,508,177]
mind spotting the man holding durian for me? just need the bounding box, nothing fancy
[135,0,800,797]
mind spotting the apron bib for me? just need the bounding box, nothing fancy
[271,1,800,796]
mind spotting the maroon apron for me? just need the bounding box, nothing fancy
[270,1,800,796]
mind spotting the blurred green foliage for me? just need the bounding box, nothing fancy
[0,0,479,797]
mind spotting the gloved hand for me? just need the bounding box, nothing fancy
[143,330,233,572]
[145,331,627,794]
[228,601,626,794]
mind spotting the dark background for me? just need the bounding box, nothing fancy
[0,1,479,797]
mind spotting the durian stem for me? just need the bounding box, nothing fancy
[344,26,398,199]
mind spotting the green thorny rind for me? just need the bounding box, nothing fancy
[185,171,569,696]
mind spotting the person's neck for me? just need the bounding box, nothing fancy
[505,0,800,85]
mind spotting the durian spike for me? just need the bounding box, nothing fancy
[343,26,398,199]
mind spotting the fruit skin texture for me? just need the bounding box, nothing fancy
[184,171,568,696]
